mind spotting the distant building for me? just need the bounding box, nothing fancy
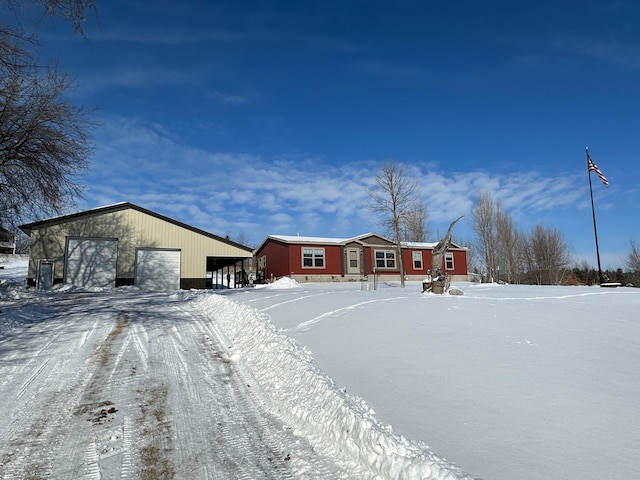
[254,233,468,283]
[0,226,16,254]
[19,202,252,290]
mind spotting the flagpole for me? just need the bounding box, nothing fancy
[586,146,604,284]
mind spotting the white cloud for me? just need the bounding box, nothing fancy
[210,90,251,106]
[82,116,596,244]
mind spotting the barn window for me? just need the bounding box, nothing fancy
[445,252,454,270]
[302,248,325,268]
[375,249,396,269]
[412,251,423,270]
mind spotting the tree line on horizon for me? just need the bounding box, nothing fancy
[369,164,639,287]
[467,192,640,286]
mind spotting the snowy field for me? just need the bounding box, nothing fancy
[234,278,640,480]
[1,256,639,479]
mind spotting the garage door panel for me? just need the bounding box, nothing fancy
[65,238,118,288]
[135,249,181,290]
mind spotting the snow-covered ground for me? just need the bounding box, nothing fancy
[1,256,639,479]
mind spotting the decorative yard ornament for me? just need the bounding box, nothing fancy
[430,215,463,294]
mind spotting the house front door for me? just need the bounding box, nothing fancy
[347,248,360,275]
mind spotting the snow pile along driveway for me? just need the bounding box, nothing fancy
[190,291,472,479]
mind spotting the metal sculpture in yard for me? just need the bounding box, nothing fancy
[429,215,463,294]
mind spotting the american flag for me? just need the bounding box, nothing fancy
[587,155,609,186]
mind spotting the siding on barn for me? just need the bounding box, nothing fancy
[135,248,181,290]
[23,204,252,289]
[116,208,248,282]
[65,237,118,288]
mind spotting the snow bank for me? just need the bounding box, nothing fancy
[0,281,50,340]
[0,278,28,300]
[260,277,301,289]
[190,292,473,480]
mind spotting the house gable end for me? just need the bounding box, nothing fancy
[359,234,395,246]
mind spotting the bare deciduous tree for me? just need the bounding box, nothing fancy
[526,225,572,285]
[1,0,96,229]
[401,200,431,243]
[471,192,498,282]
[625,238,640,286]
[471,192,532,284]
[455,235,480,279]
[626,237,640,273]
[496,209,526,284]
[3,0,95,34]
[369,162,420,288]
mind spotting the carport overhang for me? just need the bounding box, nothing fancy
[206,255,253,289]
[206,256,249,271]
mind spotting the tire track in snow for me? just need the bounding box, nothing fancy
[14,356,52,401]
[150,306,298,480]
[48,313,135,479]
[0,301,117,480]
[1,291,358,480]
[75,315,153,479]
[258,291,334,312]
[288,296,412,333]
[183,300,350,479]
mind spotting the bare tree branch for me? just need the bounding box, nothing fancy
[1,0,96,228]
[402,200,431,242]
[626,237,640,272]
[526,225,572,285]
[471,192,498,281]
[368,162,420,288]
[3,0,96,35]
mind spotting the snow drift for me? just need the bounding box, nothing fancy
[188,291,473,480]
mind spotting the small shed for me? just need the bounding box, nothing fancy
[19,202,253,290]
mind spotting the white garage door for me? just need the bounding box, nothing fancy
[65,237,118,288]
[135,248,181,290]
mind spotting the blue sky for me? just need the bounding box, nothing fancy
[38,0,639,267]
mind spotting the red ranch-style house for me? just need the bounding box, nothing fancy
[254,233,468,283]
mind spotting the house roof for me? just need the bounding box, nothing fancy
[19,202,253,253]
[403,241,467,250]
[402,241,439,248]
[267,234,352,245]
[256,233,467,253]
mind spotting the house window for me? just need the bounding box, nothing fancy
[412,251,423,270]
[349,250,358,268]
[445,252,454,270]
[375,249,396,269]
[302,248,325,268]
